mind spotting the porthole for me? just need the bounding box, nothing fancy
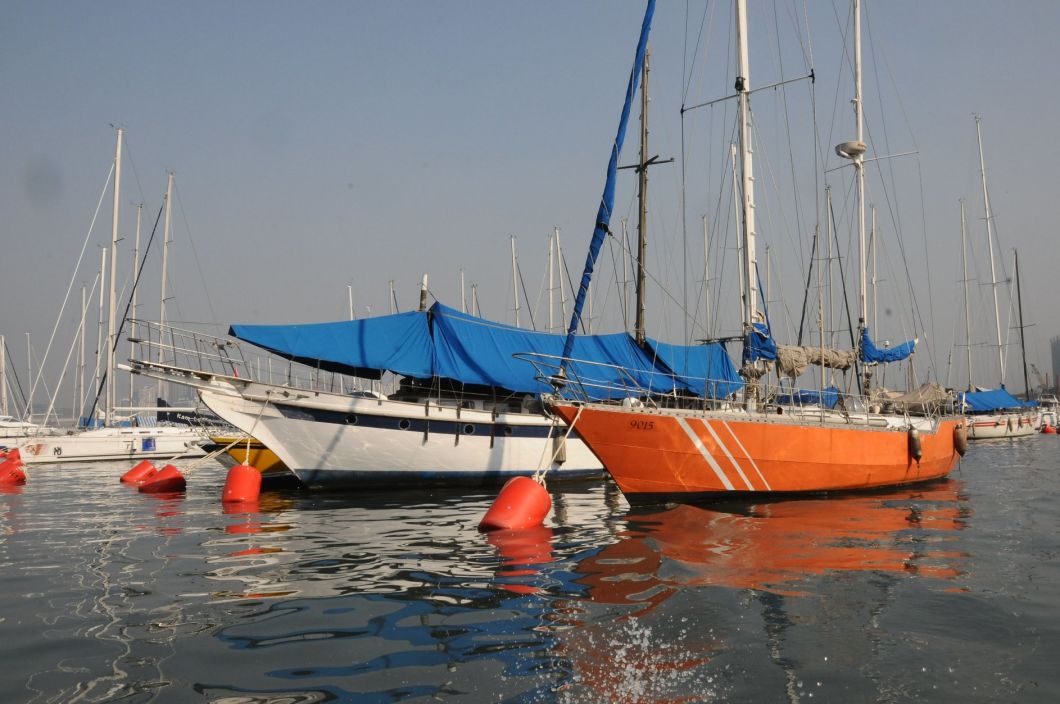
[502,426,513,437]
[399,418,411,430]
[463,424,475,435]
[346,414,358,425]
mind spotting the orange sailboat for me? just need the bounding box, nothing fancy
[542,0,965,503]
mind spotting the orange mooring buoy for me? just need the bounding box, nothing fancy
[138,464,187,493]
[121,460,158,484]
[479,476,552,532]
[222,464,262,503]
[0,450,26,485]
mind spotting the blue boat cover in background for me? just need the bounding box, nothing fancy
[645,340,743,399]
[229,311,434,379]
[776,386,840,409]
[959,387,1030,412]
[228,302,743,401]
[744,322,778,364]
[860,327,916,364]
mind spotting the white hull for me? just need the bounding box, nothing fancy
[122,361,603,488]
[966,411,1038,439]
[199,385,603,488]
[17,425,207,464]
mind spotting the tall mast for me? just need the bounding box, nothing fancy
[634,47,651,346]
[0,334,6,417]
[735,0,758,331]
[510,235,520,327]
[129,202,142,405]
[1014,249,1030,399]
[105,127,123,424]
[975,115,1005,386]
[702,215,712,333]
[157,171,173,400]
[960,200,973,391]
[548,231,555,331]
[555,227,569,325]
[78,286,87,422]
[94,248,107,420]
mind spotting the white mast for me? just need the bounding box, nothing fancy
[547,231,555,331]
[735,0,759,332]
[105,127,123,424]
[510,235,520,327]
[459,269,466,314]
[128,202,142,405]
[94,248,107,420]
[157,171,173,400]
[25,333,32,420]
[347,285,355,320]
[975,115,1006,386]
[555,228,569,327]
[389,280,397,314]
[78,286,87,422]
[0,334,6,417]
[960,200,973,391]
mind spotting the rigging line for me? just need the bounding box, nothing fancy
[173,181,220,327]
[22,163,114,423]
[826,193,863,395]
[516,257,537,331]
[120,139,148,214]
[3,337,29,412]
[41,270,103,427]
[680,0,713,102]
[86,201,166,422]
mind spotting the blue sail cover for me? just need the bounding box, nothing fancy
[860,327,916,364]
[562,0,655,362]
[743,322,778,364]
[645,340,743,399]
[228,311,434,379]
[959,388,1030,412]
[431,304,681,399]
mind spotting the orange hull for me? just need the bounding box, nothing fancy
[551,403,962,502]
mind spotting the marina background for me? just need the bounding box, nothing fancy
[2,1,1059,412]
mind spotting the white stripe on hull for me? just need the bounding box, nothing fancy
[967,412,1038,439]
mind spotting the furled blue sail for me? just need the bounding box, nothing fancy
[743,322,778,365]
[561,0,656,364]
[860,327,916,364]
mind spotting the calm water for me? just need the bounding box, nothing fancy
[1,440,1057,703]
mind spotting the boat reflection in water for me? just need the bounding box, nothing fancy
[576,480,970,605]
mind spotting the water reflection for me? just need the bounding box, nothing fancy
[577,480,970,605]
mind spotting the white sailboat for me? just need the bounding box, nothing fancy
[17,130,208,464]
[957,118,1037,440]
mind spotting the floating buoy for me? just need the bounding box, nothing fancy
[0,454,26,485]
[954,423,969,456]
[138,464,186,493]
[222,464,262,503]
[121,460,157,484]
[479,476,552,531]
[1043,424,1057,435]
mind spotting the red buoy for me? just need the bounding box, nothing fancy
[479,476,552,531]
[0,456,26,485]
[222,464,262,503]
[138,464,186,493]
[121,460,158,484]
[1043,424,1057,435]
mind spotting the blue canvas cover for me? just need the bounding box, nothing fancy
[430,303,679,399]
[743,322,778,364]
[860,327,916,364]
[228,311,434,380]
[959,387,1029,412]
[645,340,743,399]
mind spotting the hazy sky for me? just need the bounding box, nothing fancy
[2,0,1059,410]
